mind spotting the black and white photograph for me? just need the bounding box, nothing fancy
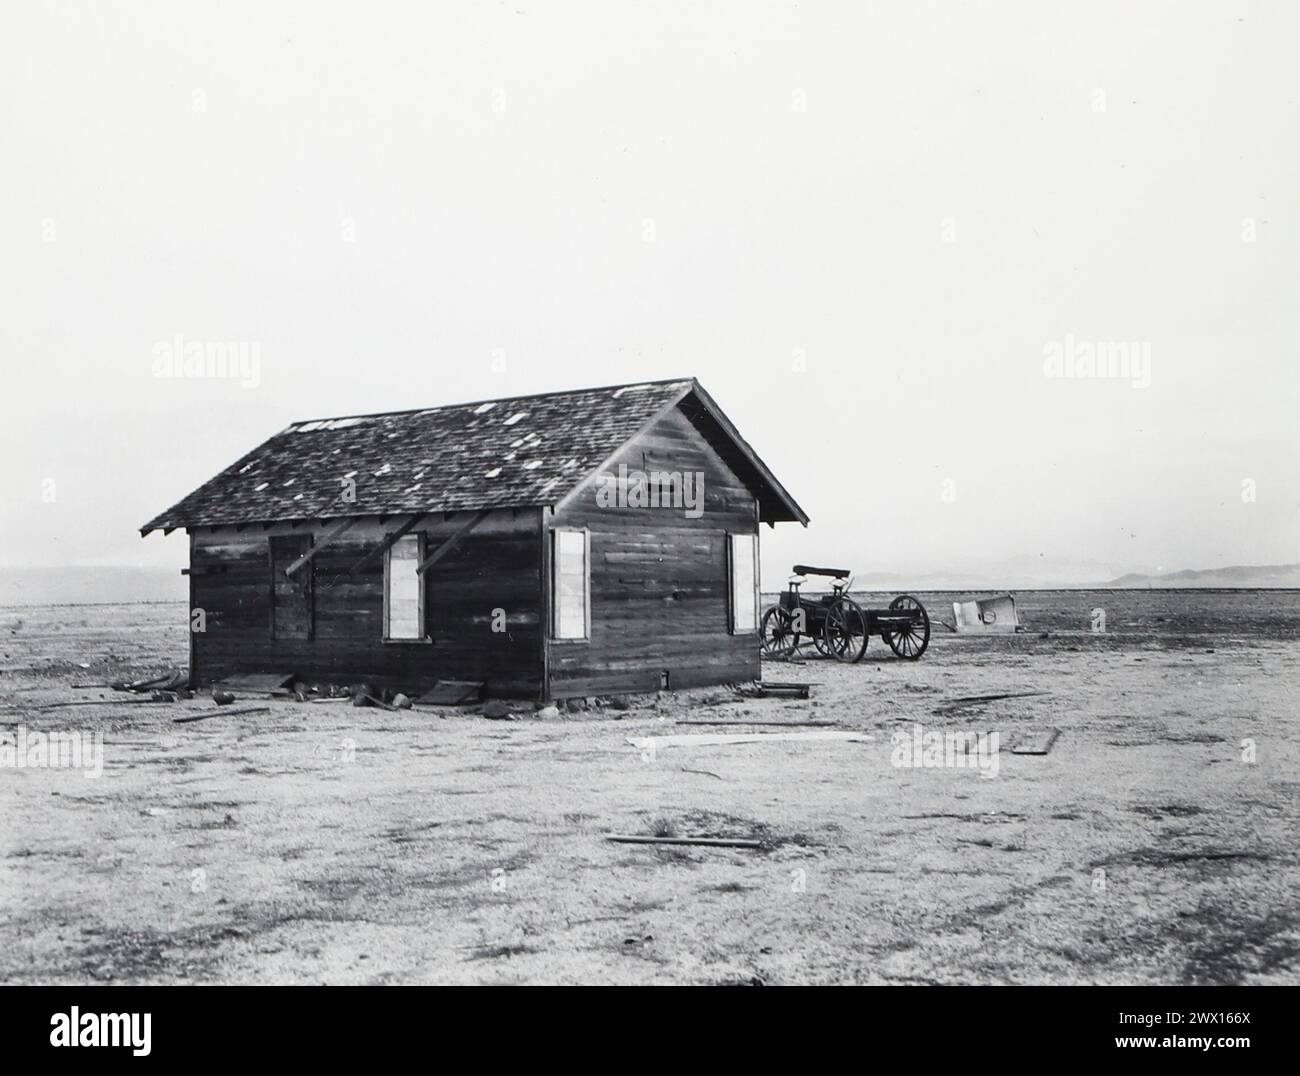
[1,0,1296,1048]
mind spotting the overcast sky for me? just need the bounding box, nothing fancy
[2,0,1296,589]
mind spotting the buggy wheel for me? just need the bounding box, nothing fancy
[760,605,800,658]
[883,594,930,659]
[822,597,868,663]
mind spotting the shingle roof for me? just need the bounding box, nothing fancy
[141,378,808,533]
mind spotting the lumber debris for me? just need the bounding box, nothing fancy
[626,730,870,752]
[675,719,838,727]
[173,706,272,724]
[415,680,485,705]
[339,683,400,711]
[210,672,296,694]
[755,681,811,699]
[933,690,1049,714]
[17,698,154,713]
[605,835,765,850]
[359,693,399,712]
[1010,728,1062,755]
[110,669,188,694]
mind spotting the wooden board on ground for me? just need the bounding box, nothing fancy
[605,835,765,850]
[933,690,1049,714]
[626,731,870,752]
[676,719,838,727]
[174,706,272,724]
[1010,728,1061,755]
[756,682,811,699]
[211,672,297,694]
[415,680,485,705]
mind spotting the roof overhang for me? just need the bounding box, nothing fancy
[677,381,810,526]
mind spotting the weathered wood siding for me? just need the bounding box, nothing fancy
[547,405,760,698]
[189,510,544,697]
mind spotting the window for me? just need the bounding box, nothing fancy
[551,528,589,640]
[728,532,758,634]
[384,534,425,640]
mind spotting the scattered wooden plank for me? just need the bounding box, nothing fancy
[935,690,1049,711]
[954,690,1049,703]
[415,680,484,705]
[10,698,155,713]
[756,682,811,699]
[111,670,187,693]
[1010,728,1061,755]
[358,693,399,712]
[605,835,764,850]
[416,510,491,575]
[211,672,296,694]
[626,731,870,752]
[675,719,839,727]
[173,706,271,724]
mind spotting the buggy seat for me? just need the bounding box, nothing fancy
[792,565,851,579]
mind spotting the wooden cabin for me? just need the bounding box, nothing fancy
[140,379,809,701]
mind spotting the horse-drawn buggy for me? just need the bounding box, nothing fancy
[760,565,931,662]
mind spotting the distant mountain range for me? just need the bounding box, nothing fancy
[1100,563,1300,589]
[769,559,1300,592]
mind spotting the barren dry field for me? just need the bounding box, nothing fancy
[2,590,1298,985]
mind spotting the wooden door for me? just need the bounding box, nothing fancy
[270,534,313,640]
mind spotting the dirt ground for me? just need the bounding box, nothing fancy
[1,591,1298,985]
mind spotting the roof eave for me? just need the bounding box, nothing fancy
[141,502,559,537]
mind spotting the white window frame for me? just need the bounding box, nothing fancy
[383,532,428,642]
[727,531,759,635]
[550,527,590,642]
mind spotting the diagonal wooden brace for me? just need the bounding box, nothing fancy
[342,513,427,577]
[416,509,491,575]
[284,517,356,578]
